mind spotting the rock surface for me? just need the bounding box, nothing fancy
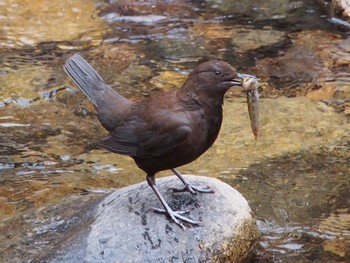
[44,175,258,263]
[332,0,350,21]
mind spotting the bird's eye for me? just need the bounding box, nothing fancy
[214,71,222,77]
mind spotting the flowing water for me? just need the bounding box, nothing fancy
[0,0,349,262]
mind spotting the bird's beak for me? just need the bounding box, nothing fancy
[231,73,259,90]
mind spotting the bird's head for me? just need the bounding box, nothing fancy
[180,60,256,100]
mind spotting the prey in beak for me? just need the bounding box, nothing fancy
[231,73,259,89]
[234,73,260,140]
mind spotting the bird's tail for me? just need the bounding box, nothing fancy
[63,54,132,131]
[64,54,122,107]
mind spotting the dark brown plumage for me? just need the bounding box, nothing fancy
[64,54,254,227]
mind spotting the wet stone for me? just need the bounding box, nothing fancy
[230,28,286,53]
[43,175,258,263]
[332,0,350,21]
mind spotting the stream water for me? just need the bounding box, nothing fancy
[0,0,349,262]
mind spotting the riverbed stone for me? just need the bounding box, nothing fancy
[46,175,258,263]
[332,0,350,21]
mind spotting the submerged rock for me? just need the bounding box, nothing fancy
[45,175,258,263]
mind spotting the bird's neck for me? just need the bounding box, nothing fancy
[177,80,225,110]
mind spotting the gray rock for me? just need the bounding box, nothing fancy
[47,175,259,263]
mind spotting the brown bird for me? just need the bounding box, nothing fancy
[64,54,256,227]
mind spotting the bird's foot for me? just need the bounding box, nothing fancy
[153,207,201,228]
[172,183,214,195]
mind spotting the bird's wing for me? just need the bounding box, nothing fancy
[98,114,191,158]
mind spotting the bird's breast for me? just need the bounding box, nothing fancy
[187,105,223,156]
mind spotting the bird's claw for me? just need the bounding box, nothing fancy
[153,207,201,227]
[153,208,190,215]
[172,183,214,195]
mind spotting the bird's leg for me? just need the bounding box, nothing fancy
[146,174,201,227]
[171,168,214,194]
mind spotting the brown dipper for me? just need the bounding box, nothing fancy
[64,54,256,227]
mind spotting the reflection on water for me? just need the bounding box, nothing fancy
[0,0,105,49]
[227,142,349,262]
[0,0,349,262]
